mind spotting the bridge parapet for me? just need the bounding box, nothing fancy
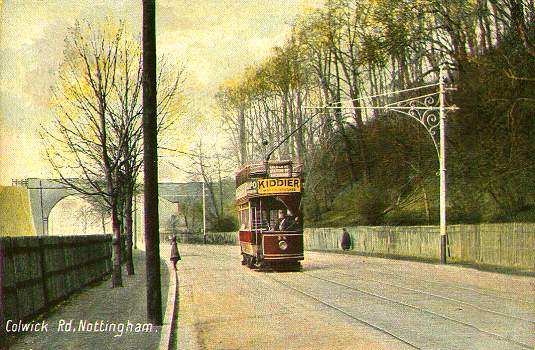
[18,178,211,236]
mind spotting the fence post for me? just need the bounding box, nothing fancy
[38,237,49,310]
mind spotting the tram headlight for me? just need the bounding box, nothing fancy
[278,240,288,250]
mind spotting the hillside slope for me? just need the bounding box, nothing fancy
[0,186,36,236]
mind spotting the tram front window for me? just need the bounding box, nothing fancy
[276,209,297,231]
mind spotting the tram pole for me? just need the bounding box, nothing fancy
[202,181,207,244]
[303,65,455,264]
[142,0,162,326]
[439,65,448,264]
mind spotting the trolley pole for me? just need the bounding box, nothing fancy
[202,181,207,244]
[439,65,448,264]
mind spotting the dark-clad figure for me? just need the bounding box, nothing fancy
[341,228,351,251]
[276,210,286,231]
[277,210,295,231]
[170,235,181,270]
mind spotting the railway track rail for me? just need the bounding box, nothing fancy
[337,262,534,306]
[262,270,533,350]
[267,274,423,349]
[183,246,534,349]
[304,272,533,349]
[327,269,535,324]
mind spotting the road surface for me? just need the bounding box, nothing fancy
[176,244,535,350]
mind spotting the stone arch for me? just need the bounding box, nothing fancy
[27,178,79,236]
[48,193,102,235]
[24,178,210,236]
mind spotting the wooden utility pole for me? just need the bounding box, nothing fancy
[142,0,162,325]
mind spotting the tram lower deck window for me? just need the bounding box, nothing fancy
[239,204,249,229]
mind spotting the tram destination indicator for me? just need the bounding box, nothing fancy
[236,178,301,200]
[257,178,300,194]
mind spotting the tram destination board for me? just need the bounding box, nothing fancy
[236,177,301,200]
[257,178,300,194]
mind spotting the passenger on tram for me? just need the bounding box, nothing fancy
[276,209,296,231]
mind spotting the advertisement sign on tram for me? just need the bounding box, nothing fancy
[236,178,301,200]
[257,178,301,194]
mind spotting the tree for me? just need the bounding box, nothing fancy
[170,138,237,232]
[108,38,186,275]
[215,0,535,225]
[45,20,127,287]
[44,19,187,287]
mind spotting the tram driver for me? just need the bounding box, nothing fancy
[276,209,296,231]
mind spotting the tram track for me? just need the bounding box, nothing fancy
[210,247,532,304]
[299,272,533,349]
[265,273,423,350]
[217,248,533,308]
[335,262,534,306]
[181,245,534,349]
[196,250,421,348]
[326,269,535,324]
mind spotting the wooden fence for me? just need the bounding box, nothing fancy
[304,224,535,272]
[0,235,124,334]
[172,232,237,245]
[195,224,535,272]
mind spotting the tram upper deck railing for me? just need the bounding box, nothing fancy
[236,160,303,187]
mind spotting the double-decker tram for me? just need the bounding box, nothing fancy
[235,160,304,269]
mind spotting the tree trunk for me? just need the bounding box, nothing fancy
[111,199,123,288]
[125,185,135,275]
[102,214,106,234]
[421,183,431,225]
[511,0,535,57]
[238,107,247,165]
[333,60,359,182]
[295,88,303,164]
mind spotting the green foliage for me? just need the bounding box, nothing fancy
[383,208,434,226]
[303,32,535,226]
[220,0,535,226]
[211,214,237,232]
[352,185,389,225]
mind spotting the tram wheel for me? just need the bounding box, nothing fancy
[241,255,247,265]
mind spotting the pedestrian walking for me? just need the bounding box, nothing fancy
[341,228,351,251]
[170,234,181,270]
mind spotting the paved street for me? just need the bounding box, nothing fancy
[177,244,535,350]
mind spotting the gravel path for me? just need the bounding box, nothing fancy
[8,249,170,350]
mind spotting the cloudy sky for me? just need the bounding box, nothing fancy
[0,0,321,185]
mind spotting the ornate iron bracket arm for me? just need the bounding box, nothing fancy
[385,92,442,157]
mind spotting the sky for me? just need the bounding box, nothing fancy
[0,0,322,185]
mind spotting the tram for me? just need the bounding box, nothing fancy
[235,160,304,269]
